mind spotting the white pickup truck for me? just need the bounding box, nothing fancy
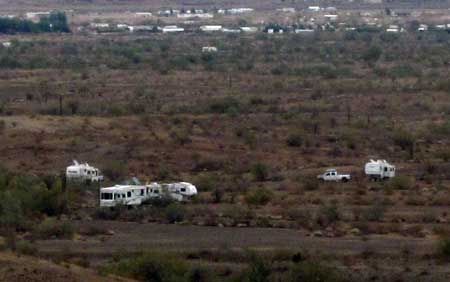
[317,169,351,182]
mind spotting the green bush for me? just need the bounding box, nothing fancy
[16,240,38,256]
[437,238,450,261]
[362,202,386,222]
[103,252,187,282]
[33,218,74,240]
[242,253,271,282]
[387,175,413,190]
[165,203,185,223]
[251,163,269,182]
[186,266,213,282]
[288,261,345,282]
[245,187,273,206]
[286,132,303,147]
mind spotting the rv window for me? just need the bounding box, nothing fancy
[384,167,387,172]
[146,188,149,194]
[181,188,186,192]
[127,192,131,198]
[101,193,113,200]
[154,190,159,194]
[140,189,144,196]
[122,193,125,198]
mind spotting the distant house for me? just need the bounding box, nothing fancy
[90,23,110,29]
[177,13,213,19]
[222,28,241,33]
[26,11,50,20]
[162,25,184,33]
[324,14,338,21]
[417,24,428,32]
[240,26,258,32]
[135,12,152,18]
[277,8,296,13]
[200,25,222,32]
[308,6,321,12]
[386,25,400,33]
[129,25,154,32]
[202,46,218,52]
[2,41,12,48]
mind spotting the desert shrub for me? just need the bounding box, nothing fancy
[245,187,274,206]
[242,253,271,282]
[34,218,74,240]
[0,120,5,134]
[362,201,386,222]
[170,129,191,145]
[437,238,450,261]
[165,203,185,223]
[387,175,413,190]
[16,240,37,256]
[144,195,175,208]
[288,261,345,282]
[422,210,437,223]
[94,206,122,220]
[286,132,303,147]
[251,163,269,181]
[208,97,242,114]
[212,187,224,203]
[392,130,415,158]
[317,202,340,226]
[103,252,187,282]
[194,173,218,192]
[301,176,319,191]
[186,266,214,282]
[102,160,127,181]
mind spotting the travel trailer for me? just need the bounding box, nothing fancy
[100,180,197,207]
[364,160,395,180]
[66,160,103,182]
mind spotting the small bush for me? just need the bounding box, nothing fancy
[165,203,185,223]
[186,266,213,282]
[301,176,319,191]
[33,218,74,240]
[437,238,450,261]
[251,163,269,182]
[245,187,274,206]
[289,261,345,282]
[103,252,187,282]
[387,175,413,190]
[242,253,271,282]
[362,202,386,222]
[286,132,303,147]
[16,240,37,256]
[317,202,340,226]
[94,206,122,220]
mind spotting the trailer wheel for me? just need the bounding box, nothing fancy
[342,178,348,182]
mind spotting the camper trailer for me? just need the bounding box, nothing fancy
[66,160,103,182]
[100,180,197,207]
[364,160,395,180]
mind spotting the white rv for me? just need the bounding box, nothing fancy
[100,180,197,207]
[364,160,395,180]
[66,160,104,182]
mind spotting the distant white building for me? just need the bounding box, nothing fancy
[277,8,296,13]
[90,23,110,29]
[26,11,50,20]
[2,41,12,48]
[295,29,314,33]
[308,6,321,12]
[202,46,218,52]
[177,13,213,19]
[417,24,428,32]
[386,25,399,32]
[162,25,184,33]
[200,25,222,32]
[240,26,258,32]
[222,28,241,33]
[227,8,254,14]
[324,14,338,21]
[135,12,152,17]
[129,25,154,32]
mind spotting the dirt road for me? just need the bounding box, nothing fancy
[36,220,437,257]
